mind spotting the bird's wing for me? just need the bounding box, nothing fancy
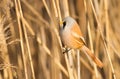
[71,23,86,45]
[71,31,86,45]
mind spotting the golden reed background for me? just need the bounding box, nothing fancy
[0,0,120,79]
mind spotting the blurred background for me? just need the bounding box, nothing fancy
[0,0,120,79]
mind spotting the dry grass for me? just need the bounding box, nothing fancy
[0,0,120,79]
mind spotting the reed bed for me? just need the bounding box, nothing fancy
[0,0,120,79]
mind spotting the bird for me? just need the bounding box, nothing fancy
[59,16,103,68]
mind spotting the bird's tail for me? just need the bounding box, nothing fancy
[81,46,103,68]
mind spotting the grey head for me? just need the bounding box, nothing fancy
[60,16,76,31]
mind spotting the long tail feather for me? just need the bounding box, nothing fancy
[81,46,103,68]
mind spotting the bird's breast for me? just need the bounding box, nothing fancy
[60,30,83,49]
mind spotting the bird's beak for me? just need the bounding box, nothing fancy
[60,21,63,26]
[59,21,63,30]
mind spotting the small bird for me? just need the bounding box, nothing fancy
[59,16,103,68]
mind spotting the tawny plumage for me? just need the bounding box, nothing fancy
[60,16,103,68]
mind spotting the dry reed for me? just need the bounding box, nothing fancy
[0,0,120,79]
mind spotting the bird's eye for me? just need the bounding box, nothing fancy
[62,21,66,29]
